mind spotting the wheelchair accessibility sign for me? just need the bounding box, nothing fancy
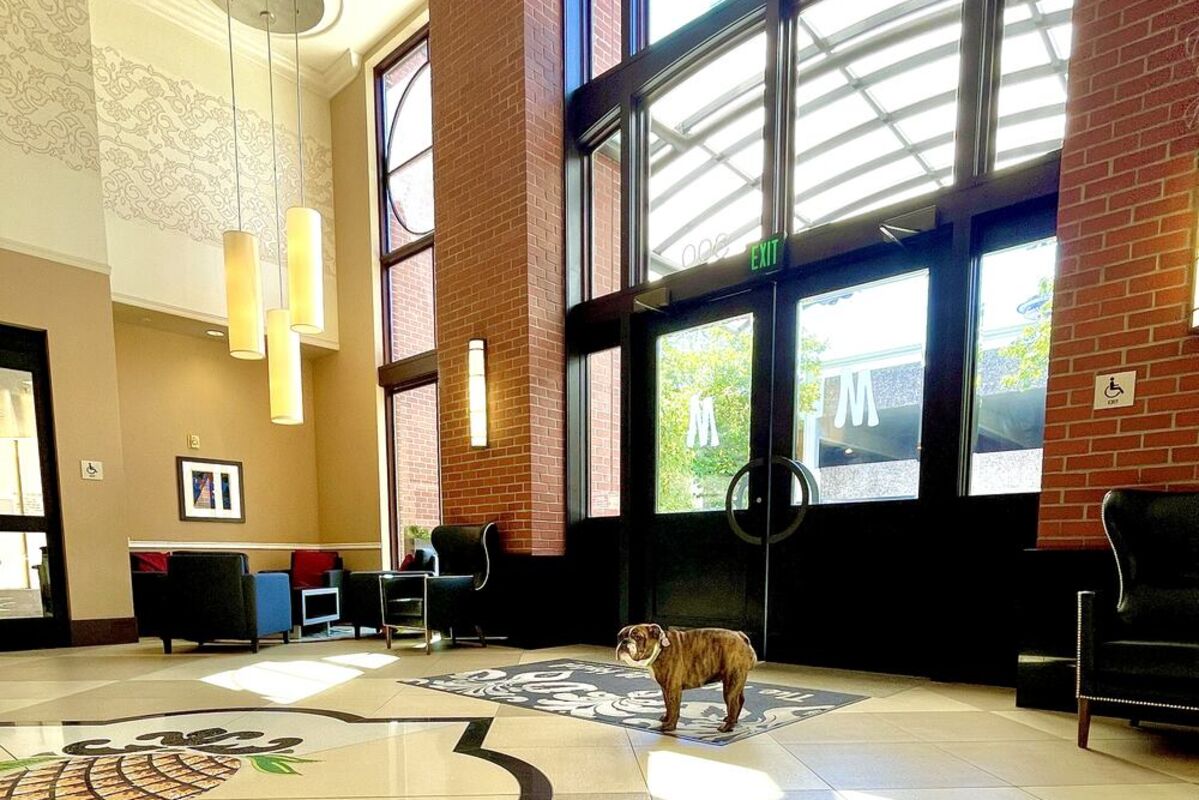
[1093,370,1137,410]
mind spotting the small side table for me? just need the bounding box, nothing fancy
[298,586,340,639]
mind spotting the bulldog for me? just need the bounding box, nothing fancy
[616,623,757,733]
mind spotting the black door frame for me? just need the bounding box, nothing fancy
[627,229,949,660]
[628,282,778,649]
[0,324,70,649]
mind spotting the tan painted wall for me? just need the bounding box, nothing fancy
[113,322,321,554]
[0,250,131,621]
[309,73,389,567]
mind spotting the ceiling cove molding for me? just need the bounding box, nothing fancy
[321,48,362,95]
[127,0,345,98]
[0,238,111,276]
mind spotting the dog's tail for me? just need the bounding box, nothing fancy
[738,631,758,666]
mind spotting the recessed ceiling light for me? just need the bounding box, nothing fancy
[205,329,226,338]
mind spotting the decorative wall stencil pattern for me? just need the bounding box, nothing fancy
[91,46,335,274]
[0,0,100,171]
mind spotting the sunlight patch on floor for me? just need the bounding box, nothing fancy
[646,750,783,800]
[200,652,397,704]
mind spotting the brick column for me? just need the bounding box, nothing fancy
[430,0,565,555]
[1038,0,1199,547]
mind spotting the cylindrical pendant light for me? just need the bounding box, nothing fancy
[224,231,265,358]
[221,0,264,360]
[263,6,304,425]
[286,205,323,333]
[468,339,487,448]
[267,307,303,424]
[286,0,324,334]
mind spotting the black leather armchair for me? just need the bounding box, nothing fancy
[160,552,292,653]
[381,523,497,654]
[1077,489,1199,747]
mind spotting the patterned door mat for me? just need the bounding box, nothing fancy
[401,659,865,745]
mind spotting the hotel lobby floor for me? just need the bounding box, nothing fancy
[0,639,1196,799]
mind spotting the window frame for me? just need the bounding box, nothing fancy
[375,29,441,567]
[564,0,1070,529]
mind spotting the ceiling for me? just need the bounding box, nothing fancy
[137,0,426,96]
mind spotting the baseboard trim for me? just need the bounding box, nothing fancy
[71,617,139,646]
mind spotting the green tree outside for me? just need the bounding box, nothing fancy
[655,315,827,512]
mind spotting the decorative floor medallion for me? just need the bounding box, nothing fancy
[402,659,867,744]
[0,709,551,800]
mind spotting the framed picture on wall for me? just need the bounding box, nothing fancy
[176,457,244,523]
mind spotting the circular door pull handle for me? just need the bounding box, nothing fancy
[724,455,814,545]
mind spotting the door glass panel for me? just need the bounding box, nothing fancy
[793,0,963,231]
[794,272,930,504]
[970,237,1056,494]
[656,313,753,513]
[994,0,1074,170]
[0,368,42,516]
[0,531,49,618]
[647,31,767,280]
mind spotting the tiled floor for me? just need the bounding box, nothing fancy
[0,638,1196,799]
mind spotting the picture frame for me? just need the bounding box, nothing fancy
[176,456,245,523]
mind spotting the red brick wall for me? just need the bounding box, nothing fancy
[393,383,441,554]
[592,141,621,296]
[389,247,436,361]
[1037,0,1199,547]
[591,0,621,78]
[429,0,565,555]
[588,348,621,516]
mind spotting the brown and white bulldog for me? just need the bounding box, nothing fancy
[615,623,757,733]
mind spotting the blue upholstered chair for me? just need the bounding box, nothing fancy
[160,552,292,654]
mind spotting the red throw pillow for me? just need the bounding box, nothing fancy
[399,553,416,571]
[132,552,169,573]
[293,551,338,589]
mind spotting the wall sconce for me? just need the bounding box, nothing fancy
[468,339,487,448]
[1191,250,1198,332]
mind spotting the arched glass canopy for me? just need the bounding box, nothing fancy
[576,0,1074,286]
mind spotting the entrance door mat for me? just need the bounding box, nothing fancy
[401,659,866,745]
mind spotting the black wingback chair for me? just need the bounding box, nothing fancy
[381,522,498,653]
[1077,489,1199,747]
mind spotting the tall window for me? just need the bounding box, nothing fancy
[970,236,1057,494]
[377,33,441,562]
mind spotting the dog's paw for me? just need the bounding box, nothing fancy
[717,721,736,733]
[660,722,677,733]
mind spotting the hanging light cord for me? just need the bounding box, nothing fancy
[293,0,304,206]
[264,9,285,305]
[225,0,242,229]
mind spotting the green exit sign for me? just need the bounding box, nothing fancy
[748,235,784,273]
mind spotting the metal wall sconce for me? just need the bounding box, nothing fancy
[468,339,488,448]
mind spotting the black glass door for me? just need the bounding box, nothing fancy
[628,285,778,651]
[628,235,945,665]
[0,324,69,648]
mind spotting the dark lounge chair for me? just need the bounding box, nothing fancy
[160,552,291,654]
[1077,489,1199,747]
[381,523,498,654]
